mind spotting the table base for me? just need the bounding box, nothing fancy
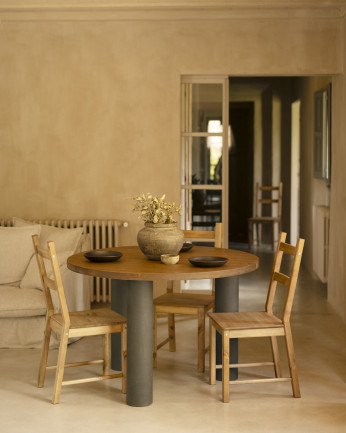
[215,276,239,381]
[111,280,153,407]
[111,275,240,404]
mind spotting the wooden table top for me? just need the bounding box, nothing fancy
[67,246,259,281]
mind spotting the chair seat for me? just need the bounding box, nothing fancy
[208,311,283,331]
[248,216,281,223]
[154,293,214,309]
[51,308,126,329]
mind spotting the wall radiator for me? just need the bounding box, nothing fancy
[312,206,330,283]
[0,218,128,303]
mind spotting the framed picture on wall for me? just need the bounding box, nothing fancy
[314,83,331,186]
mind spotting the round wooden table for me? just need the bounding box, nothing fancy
[67,245,259,407]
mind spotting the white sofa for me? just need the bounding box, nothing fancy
[0,218,92,348]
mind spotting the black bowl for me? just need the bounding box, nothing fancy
[84,250,123,263]
[180,241,193,253]
[188,256,228,268]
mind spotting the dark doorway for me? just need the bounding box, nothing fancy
[228,102,254,242]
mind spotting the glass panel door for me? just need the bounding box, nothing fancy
[181,76,229,246]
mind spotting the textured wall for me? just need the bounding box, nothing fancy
[1,4,345,320]
[297,71,345,322]
[298,76,332,275]
[0,9,342,248]
[327,17,346,321]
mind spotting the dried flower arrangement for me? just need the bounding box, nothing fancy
[132,193,182,224]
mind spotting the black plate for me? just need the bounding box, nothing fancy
[188,256,228,268]
[84,250,123,263]
[180,241,193,253]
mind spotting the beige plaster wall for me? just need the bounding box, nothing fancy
[327,16,346,321]
[298,69,346,322]
[1,4,345,319]
[0,12,342,248]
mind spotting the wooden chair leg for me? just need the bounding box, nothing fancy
[248,220,253,249]
[121,325,127,394]
[197,308,205,372]
[270,336,282,377]
[284,325,301,398]
[222,331,230,403]
[153,310,158,368]
[103,334,111,376]
[52,332,69,404]
[38,319,52,388]
[168,313,176,352]
[209,320,216,385]
[272,223,276,251]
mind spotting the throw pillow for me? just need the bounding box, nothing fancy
[12,217,84,290]
[39,225,83,253]
[12,217,83,253]
[0,225,41,285]
[12,216,33,227]
[20,250,73,291]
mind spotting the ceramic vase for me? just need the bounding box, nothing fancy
[137,223,184,260]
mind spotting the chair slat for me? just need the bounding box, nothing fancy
[37,245,51,260]
[273,271,290,287]
[260,186,279,191]
[182,230,215,240]
[259,199,279,204]
[43,275,57,291]
[279,242,296,255]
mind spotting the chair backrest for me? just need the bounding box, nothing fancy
[255,182,283,218]
[265,232,305,323]
[182,223,222,293]
[32,234,70,327]
[182,222,222,248]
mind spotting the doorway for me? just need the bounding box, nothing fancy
[228,102,254,243]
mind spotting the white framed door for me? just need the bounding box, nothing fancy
[180,75,229,247]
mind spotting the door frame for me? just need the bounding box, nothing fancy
[180,75,229,247]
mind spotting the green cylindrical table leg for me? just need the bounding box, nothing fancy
[111,279,153,407]
[214,276,239,381]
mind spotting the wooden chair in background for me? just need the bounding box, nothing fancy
[32,235,127,404]
[209,232,304,402]
[248,182,283,250]
[153,223,222,373]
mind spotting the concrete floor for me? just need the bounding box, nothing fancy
[1,247,346,433]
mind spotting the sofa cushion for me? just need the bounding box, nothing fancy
[0,225,41,285]
[0,286,46,318]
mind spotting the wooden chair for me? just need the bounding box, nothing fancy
[32,235,127,404]
[153,223,222,373]
[248,182,283,250]
[209,232,304,402]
